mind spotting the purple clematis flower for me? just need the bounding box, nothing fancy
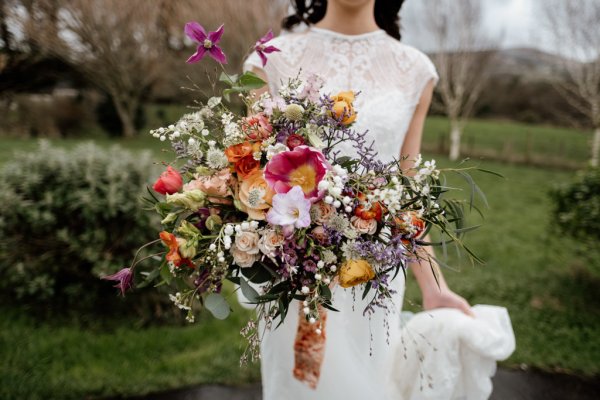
[254,29,280,67]
[267,185,312,229]
[103,267,133,296]
[185,22,227,64]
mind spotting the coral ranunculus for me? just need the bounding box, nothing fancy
[238,169,275,220]
[331,91,357,125]
[153,166,183,195]
[392,211,425,238]
[354,192,383,221]
[338,259,375,288]
[242,113,273,140]
[264,145,329,199]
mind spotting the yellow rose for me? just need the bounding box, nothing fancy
[338,259,375,288]
[331,91,357,125]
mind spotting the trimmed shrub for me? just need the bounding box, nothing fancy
[550,167,600,274]
[0,141,167,319]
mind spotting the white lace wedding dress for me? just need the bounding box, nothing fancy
[242,27,515,400]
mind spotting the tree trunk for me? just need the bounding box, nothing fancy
[113,97,137,138]
[449,119,462,161]
[591,127,600,167]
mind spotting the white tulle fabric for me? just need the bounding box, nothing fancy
[240,27,515,400]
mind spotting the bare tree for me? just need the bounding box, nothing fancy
[17,0,167,137]
[540,0,600,167]
[420,0,498,161]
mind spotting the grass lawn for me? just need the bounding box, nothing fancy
[0,119,598,399]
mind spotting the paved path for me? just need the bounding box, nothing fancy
[116,368,600,400]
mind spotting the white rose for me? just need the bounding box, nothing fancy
[258,229,285,255]
[351,216,378,235]
[235,231,260,254]
[231,245,258,268]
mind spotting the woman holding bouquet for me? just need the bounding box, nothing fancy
[240,0,515,399]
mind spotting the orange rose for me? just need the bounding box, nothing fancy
[338,259,375,288]
[225,141,261,163]
[235,155,260,178]
[238,169,275,220]
[331,91,357,125]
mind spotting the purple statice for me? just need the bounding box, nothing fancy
[351,236,408,271]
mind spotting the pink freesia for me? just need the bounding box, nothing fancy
[185,22,227,64]
[103,267,133,296]
[254,29,280,67]
[264,145,329,199]
[266,186,312,228]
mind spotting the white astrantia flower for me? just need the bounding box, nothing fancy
[206,148,229,169]
[321,249,337,265]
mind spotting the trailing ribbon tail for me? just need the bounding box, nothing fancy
[292,304,328,389]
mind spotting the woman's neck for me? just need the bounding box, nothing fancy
[314,1,379,35]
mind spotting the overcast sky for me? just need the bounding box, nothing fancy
[401,0,541,52]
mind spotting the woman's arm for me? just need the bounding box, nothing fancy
[400,80,474,316]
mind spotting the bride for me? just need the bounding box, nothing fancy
[241,1,515,399]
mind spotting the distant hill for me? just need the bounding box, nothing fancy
[490,47,568,81]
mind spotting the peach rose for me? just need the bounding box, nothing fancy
[331,91,357,125]
[258,229,285,255]
[225,141,261,163]
[351,216,377,235]
[238,169,275,220]
[231,245,258,268]
[338,259,375,288]
[184,168,232,204]
[310,226,328,243]
[235,155,260,179]
[235,231,260,255]
[242,113,273,140]
[310,201,335,225]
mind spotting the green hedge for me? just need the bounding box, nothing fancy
[0,141,169,318]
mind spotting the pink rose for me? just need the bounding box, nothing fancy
[153,166,183,195]
[184,168,232,204]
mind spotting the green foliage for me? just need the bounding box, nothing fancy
[0,141,161,315]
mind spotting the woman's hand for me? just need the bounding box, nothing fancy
[423,287,475,317]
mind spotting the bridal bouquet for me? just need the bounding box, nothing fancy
[105,21,486,388]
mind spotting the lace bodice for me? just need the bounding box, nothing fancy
[244,27,439,162]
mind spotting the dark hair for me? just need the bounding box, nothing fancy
[282,0,405,40]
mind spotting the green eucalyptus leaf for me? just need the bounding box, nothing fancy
[240,277,259,303]
[204,293,231,320]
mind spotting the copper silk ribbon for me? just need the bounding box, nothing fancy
[293,304,328,389]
